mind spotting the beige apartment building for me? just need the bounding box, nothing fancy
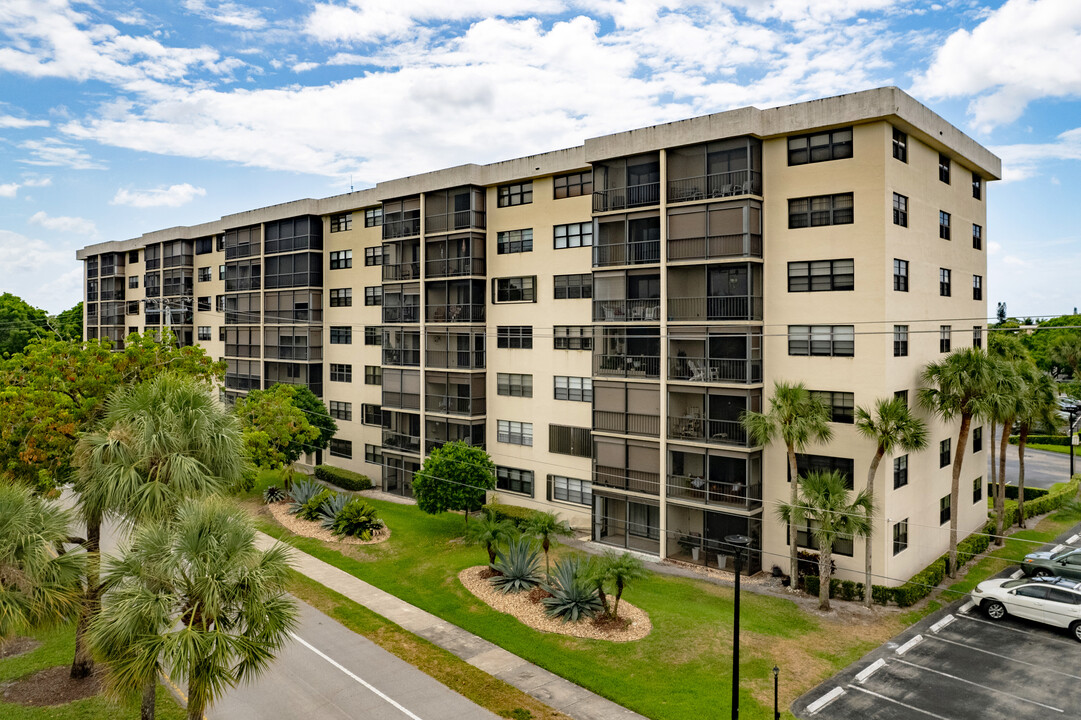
[76,87,1000,586]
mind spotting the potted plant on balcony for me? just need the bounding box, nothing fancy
[677,533,702,562]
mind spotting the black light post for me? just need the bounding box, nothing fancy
[1066,405,1080,479]
[773,666,780,719]
[726,533,752,720]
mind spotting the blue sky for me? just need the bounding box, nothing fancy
[1,0,1078,315]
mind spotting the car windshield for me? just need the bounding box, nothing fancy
[1053,551,1075,561]
[1001,579,1031,589]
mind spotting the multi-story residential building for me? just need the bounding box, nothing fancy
[77,87,999,586]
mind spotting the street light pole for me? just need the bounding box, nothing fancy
[773,666,780,720]
[726,533,751,720]
[1067,405,1080,479]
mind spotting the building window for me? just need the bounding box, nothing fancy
[554,222,593,248]
[497,420,533,446]
[330,213,352,232]
[554,171,592,199]
[497,326,532,349]
[973,326,983,349]
[365,207,383,227]
[894,325,908,357]
[330,326,352,344]
[972,173,982,200]
[196,267,210,282]
[554,325,593,350]
[219,264,226,280]
[330,288,352,307]
[893,259,909,292]
[554,273,592,299]
[365,444,382,464]
[893,193,908,227]
[787,259,854,292]
[493,276,536,303]
[554,376,592,402]
[787,127,853,165]
[330,250,352,269]
[892,128,907,162]
[972,275,982,300]
[329,439,352,459]
[329,401,352,421]
[939,153,951,184]
[129,276,139,289]
[793,520,853,556]
[364,365,382,385]
[893,455,908,489]
[973,426,983,453]
[197,326,211,341]
[893,520,908,555]
[497,373,532,397]
[940,325,951,353]
[788,325,855,357]
[365,286,382,306]
[972,224,982,250]
[811,391,855,424]
[940,268,951,297]
[940,439,951,468]
[973,476,983,503]
[551,475,592,506]
[940,495,951,524]
[498,181,532,207]
[549,424,591,457]
[365,246,384,266]
[496,466,534,496]
[497,229,533,254]
[788,193,854,228]
[895,390,908,406]
[197,296,211,312]
[362,404,381,426]
[330,363,352,382]
[364,327,382,346]
[939,211,951,240]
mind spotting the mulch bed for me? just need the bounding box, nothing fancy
[0,637,40,660]
[1,665,102,706]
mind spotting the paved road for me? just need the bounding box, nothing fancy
[988,446,1072,490]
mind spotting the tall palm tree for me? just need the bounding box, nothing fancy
[741,381,833,580]
[0,483,84,644]
[986,337,1028,544]
[89,497,298,720]
[1015,366,1059,528]
[854,397,928,607]
[525,511,575,577]
[776,470,872,612]
[918,348,997,577]
[70,373,246,679]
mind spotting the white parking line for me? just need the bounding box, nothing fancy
[930,615,955,633]
[958,600,975,614]
[854,658,886,684]
[289,632,425,720]
[925,635,1081,680]
[955,613,1081,647]
[1053,544,1066,553]
[896,634,923,655]
[893,658,1064,712]
[846,685,953,720]
[806,687,845,714]
[1067,534,1079,544]
[1010,569,1024,579]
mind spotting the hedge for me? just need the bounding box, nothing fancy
[314,465,374,492]
[986,484,1049,502]
[483,502,538,528]
[1008,435,1073,447]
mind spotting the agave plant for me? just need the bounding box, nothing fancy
[542,556,603,623]
[287,479,323,515]
[297,489,334,522]
[331,499,384,540]
[318,493,351,530]
[263,485,286,504]
[489,536,543,594]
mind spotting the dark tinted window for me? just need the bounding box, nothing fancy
[1015,586,1049,599]
[1048,588,1081,605]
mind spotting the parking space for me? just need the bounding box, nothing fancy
[792,526,1081,720]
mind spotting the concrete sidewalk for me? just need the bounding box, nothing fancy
[255,531,647,720]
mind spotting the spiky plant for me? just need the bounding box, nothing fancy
[542,556,603,623]
[489,536,543,594]
[318,492,351,530]
[287,478,323,515]
[297,489,333,522]
[331,499,384,540]
[263,485,286,504]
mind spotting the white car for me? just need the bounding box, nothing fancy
[971,576,1081,641]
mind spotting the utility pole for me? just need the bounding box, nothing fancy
[1067,404,1081,479]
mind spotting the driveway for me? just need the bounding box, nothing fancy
[989,446,1072,490]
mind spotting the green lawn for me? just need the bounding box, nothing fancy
[0,624,186,720]
[1023,443,1074,455]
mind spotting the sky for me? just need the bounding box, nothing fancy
[0,0,1079,316]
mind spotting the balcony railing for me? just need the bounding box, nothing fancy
[99,263,123,278]
[667,233,763,261]
[594,354,661,379]
[593,411,660,437]
[666,474,762,510]
[669,356,762,384]
[667,296,763,322]
[382,306,420,323]
[667,417,748,447]
[425,437,485,454]
[383,348,421,366]
[593,466,660,495]
[425,349,485,370]
[593,299,661,322]
[383,262,420,281]
[425,394,485,416]
[425,257,485,278]
[425,210,486,234]
[593,241,660,267]
[426,303,485,323]
[382,392,420,411]
[666,170,762,203]
[382,430,420,454]
[265,346,320,361]
[593,182,660,212]
[383,219,421,239]
[100,290,125,301]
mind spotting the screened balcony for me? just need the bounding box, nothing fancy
[99,301,125,327]
[383,283,420,323]
[425,329,485,370]
[264,361,322,398]
[667,448,762,511]
[425,186,485,235]
[383,369,420,411]
[383,239,421,281]
[264,326,322,361]
[669,327,762,384]
[592,381,660,437]
[667,263,762,321]
[425,372,485,416]
[593,154,660,212]
[425,232,485,278]
[593,270,660,322]
[382,411,420,454]
[594,213,660,267]
[425,418,485,454]
[668,200,762,261]
[666,507,761,574]
[593,437,660,496]
[668,388,761,448]
[666,138,762,203]
[593,494,660,555]
[383,329,420,367]
[383,457,418,498]
[99,252,125,277]
[99,277,126,301]
[426,279,485,323]
[593,326,660,379]
[382,197,421,239]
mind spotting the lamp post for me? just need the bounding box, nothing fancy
[726,533,752,720]
[773,666,780,719]
[1066,404,1080,478]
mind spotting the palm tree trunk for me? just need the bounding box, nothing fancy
[542,537,550,577]
[70,514,101,680]
[990,421,1003,546]
[487,543,496,565]
[947,414,973,578]
[788,445,799,581]
[614,579,625,617]
[1018,425,1029,529]
[818,543,832,612]
[998,418,1011,534]
[141,677,156,720]
[864,449,884,607]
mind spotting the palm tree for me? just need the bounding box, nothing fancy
[854,397,928,607]
[982,358,1023,545]
[597,551,647,618]
[1015,366,1059,528]
[776,470,872,612]
[0,483,84,644]
[741,381,833,580]
[70,373,246,679]
[525,511,575,577]
[918,348,997,577]
[464,513,514,565]
[89,497,298,720]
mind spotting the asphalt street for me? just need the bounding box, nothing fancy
[988,446,1073,490]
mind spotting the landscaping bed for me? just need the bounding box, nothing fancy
[267,501,390,545]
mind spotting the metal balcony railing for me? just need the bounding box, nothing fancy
[424,210,486,234]
[668,356,762,384]
[382,306,420,323]
[426,303,485,323]
[593,241,661,267]
[666,474,762,510]
[667,417,748,447]
[425,257,485,278]
[593,354,661,379]
[592,466,660,495]
[593,298,661,322]
[593,182,661,212]
[382,392,420,411]
[666,170,762,203]
[592,411,660,437]
[667,233,763,261]
[425,394,485,416]
[667,296,763,322]
[425,349,485,370]
[382,430,420,454]
[382,262,420,281]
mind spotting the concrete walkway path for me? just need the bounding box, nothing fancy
[255,531,648,720]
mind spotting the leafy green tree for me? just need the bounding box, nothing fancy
[235,384,322,469]
[464,513,514,564]
[0,292,47,357]
[89,497,298,720]
[53,302,83,342]
[777,470,873,612]
[741,381,833,580]
[0,483,84,644]
[854,397,928,606]
[288,385,337,454]
[1022,314,1081,375]
[525,510,575,577]
[918,348,997,577]
[413,441,495,525]
[1049,333,1081,380]
[1015,367,1060,528]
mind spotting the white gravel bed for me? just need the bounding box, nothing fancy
[267,502,391,546]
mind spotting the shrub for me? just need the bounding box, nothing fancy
[484,503,538,529]
[542,557,603,623]
[318,493,351,530]
[314,465,374,492]
[263,485,286,504]
[990,483,1049,502]
[490,536,544,594]
[287,479,323,515]
[839,580,858,601]
[332,499,384,540]
[298,489,334,522]
[891,558,947,607]
[1009,435,1071,446]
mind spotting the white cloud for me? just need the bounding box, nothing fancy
[112,183,207,208]
[992,127,1081,182]
[182,1,267,30]
[0,230,82,313]
[0,114,50,128]
[19,138,107,169]
[0,183,19,198]
[291,61,319,73]
[28,210,98,235]
[21,176,52,187]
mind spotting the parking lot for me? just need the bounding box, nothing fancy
[792,528,1081,719]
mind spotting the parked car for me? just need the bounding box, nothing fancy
[971,576,1081,641]
[1020,547,1081,578]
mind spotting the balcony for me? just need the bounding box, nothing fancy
[668,233,762,261]
[425,372,485,416]
[427,303,485,323]
[425,329,485,370]
[592,182,660,212]
[593,410,660,437]
[382,305,420,323]
[382,390,420,410]
[425,256,485,278]
[382,429,420,454]
[425,210,486,234]
[425,187,484,235]
[383,347,420,367]
[382,217,420,239]
[668,389,756,448]
[667,449,762,512]
[669,355,761,384]
[667,170,762,203]
[593,240,660,267]
[383,262,421,281]
[666,474,761,510]
[425,418,484,454]
[594,354,661,379]
[667,295,763,322]
[667,417,748,447]
[593,466,660,495]
[593,298,660,322]
[667,198,763,261]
